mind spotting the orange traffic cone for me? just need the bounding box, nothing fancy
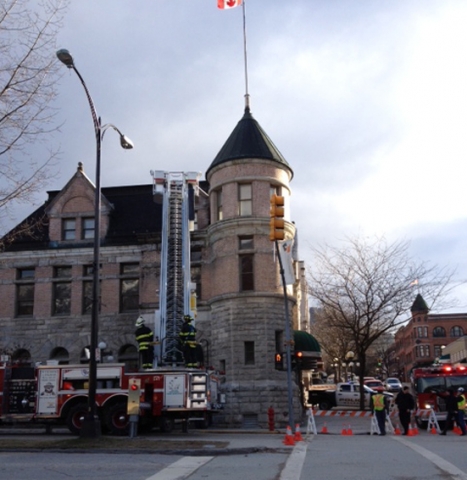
[346,424,353,435]
[394,424,401,435]
[407,425,415,436]
[454,424,462,435]
[294,423,304,441]
[283,425,295,446]
[320,422,328,434]
[412,424,419,436]
[430,426,438,434]
[341,424,348,436]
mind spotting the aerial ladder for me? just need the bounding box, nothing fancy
[151,171,200,366]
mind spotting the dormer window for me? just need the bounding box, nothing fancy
[62,219,76,240]
[82,217,95,239]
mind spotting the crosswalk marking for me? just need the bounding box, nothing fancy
[146,456,214,480]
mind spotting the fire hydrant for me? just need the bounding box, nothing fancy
[267,406,275,431]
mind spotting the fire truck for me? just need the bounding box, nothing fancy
[0,171,222,435]
[0,358,219,435]
[412,363,467,428]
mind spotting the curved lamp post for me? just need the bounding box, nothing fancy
[56,49,133,438]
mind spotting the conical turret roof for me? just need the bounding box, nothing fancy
[411,293,429,313]
[206,107,293,179]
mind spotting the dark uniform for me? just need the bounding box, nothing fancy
[179,315,197,367]
[135,316,154,369]
[395,386,415,435]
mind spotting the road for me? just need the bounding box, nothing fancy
[3,416,467,480]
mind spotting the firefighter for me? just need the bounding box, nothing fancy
[135,316,154,370]
[179,314,197,367]
[371,391,389,435]
[456,387,467,436]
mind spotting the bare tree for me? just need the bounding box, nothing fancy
[0,0,68,244]
[307,235,459,409]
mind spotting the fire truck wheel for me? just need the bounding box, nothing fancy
[105,403,129,436]
[66,403,88,435]
[159,416,174,433]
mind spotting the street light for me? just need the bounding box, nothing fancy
[56,48,134,438]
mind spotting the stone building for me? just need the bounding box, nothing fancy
[392,294,467,381]
[0,105,311,428]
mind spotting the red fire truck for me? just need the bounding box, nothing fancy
[0,357,220,435]
[412,363,467,428]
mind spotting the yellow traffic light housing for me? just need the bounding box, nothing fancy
[269,194,285,241]
[127,378,141,415]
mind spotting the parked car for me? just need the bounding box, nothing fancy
[384,377,402,393]
[363,379,385,393]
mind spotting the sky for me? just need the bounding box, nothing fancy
[7,0,467,313]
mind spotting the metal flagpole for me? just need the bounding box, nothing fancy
[242,0,250,109]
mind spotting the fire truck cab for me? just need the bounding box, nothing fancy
[412,363,467,428]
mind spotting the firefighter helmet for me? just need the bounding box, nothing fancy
[135,316,145,327]
[184,315,192,321]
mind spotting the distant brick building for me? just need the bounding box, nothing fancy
[393,294,467,381]
[0,106,314,428]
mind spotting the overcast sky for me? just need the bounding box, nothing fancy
[9,0,467,312]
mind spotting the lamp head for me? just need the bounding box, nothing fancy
[56,49,74,68]
[120,135,134,149]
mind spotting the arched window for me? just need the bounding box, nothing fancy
[50,347,69,365]
[432,327,446,337]
[450,326,464,337]
[118,344,138,371]
[12,348,31,365]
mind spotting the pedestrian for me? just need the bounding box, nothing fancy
[372,391,389,435]
[456,387,467,436]
[395,386,415,435]
[179,314,197,367]
[439,389,460,435]
[135,316,154,370]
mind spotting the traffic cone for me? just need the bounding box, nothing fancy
[346,424,353,436]
[294,423,304,441]
[412,424,419,436]
[283,425,295,446]
[394,424,401,435]
[341,424,348,436]
[430,426,438,434]
[454,423,462,435]
[407,425,415,436]
[320,422,328,434]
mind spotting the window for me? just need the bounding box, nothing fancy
[244,341,255,365]
[53,266,72,315]
[82,218,95,239]
[120,263,140,312]
[450,326,464,337]
[416,345,430,357]
[239,235,254,250]
[16,268,35,317]
[216,189,223,221]
[417,326,428,338]
[238,184,252,216]
[62,219,76,240]
[433,326,446,337]
[239,254,254,291]
[434,345,444,358]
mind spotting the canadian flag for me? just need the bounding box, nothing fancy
[218,0,242,9]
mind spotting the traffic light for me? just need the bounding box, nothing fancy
[269,194,285,241]
[127,378,141,415]
[275,352,284,370]
[291,351,303,370]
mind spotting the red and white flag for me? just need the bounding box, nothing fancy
[218,0,242,9]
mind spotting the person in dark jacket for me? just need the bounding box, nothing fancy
[135,316,154,370]
[395,386,415,435]
[439,389,462,435]
[179,315,197,367]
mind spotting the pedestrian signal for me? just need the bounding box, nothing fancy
[269,194,285,241]
[275,352,284,370]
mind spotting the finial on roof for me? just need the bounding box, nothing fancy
[244,93,250,113]
[78,162,83,172]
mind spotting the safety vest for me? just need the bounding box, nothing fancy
[459,394,466,410]
[373,394,385,411]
